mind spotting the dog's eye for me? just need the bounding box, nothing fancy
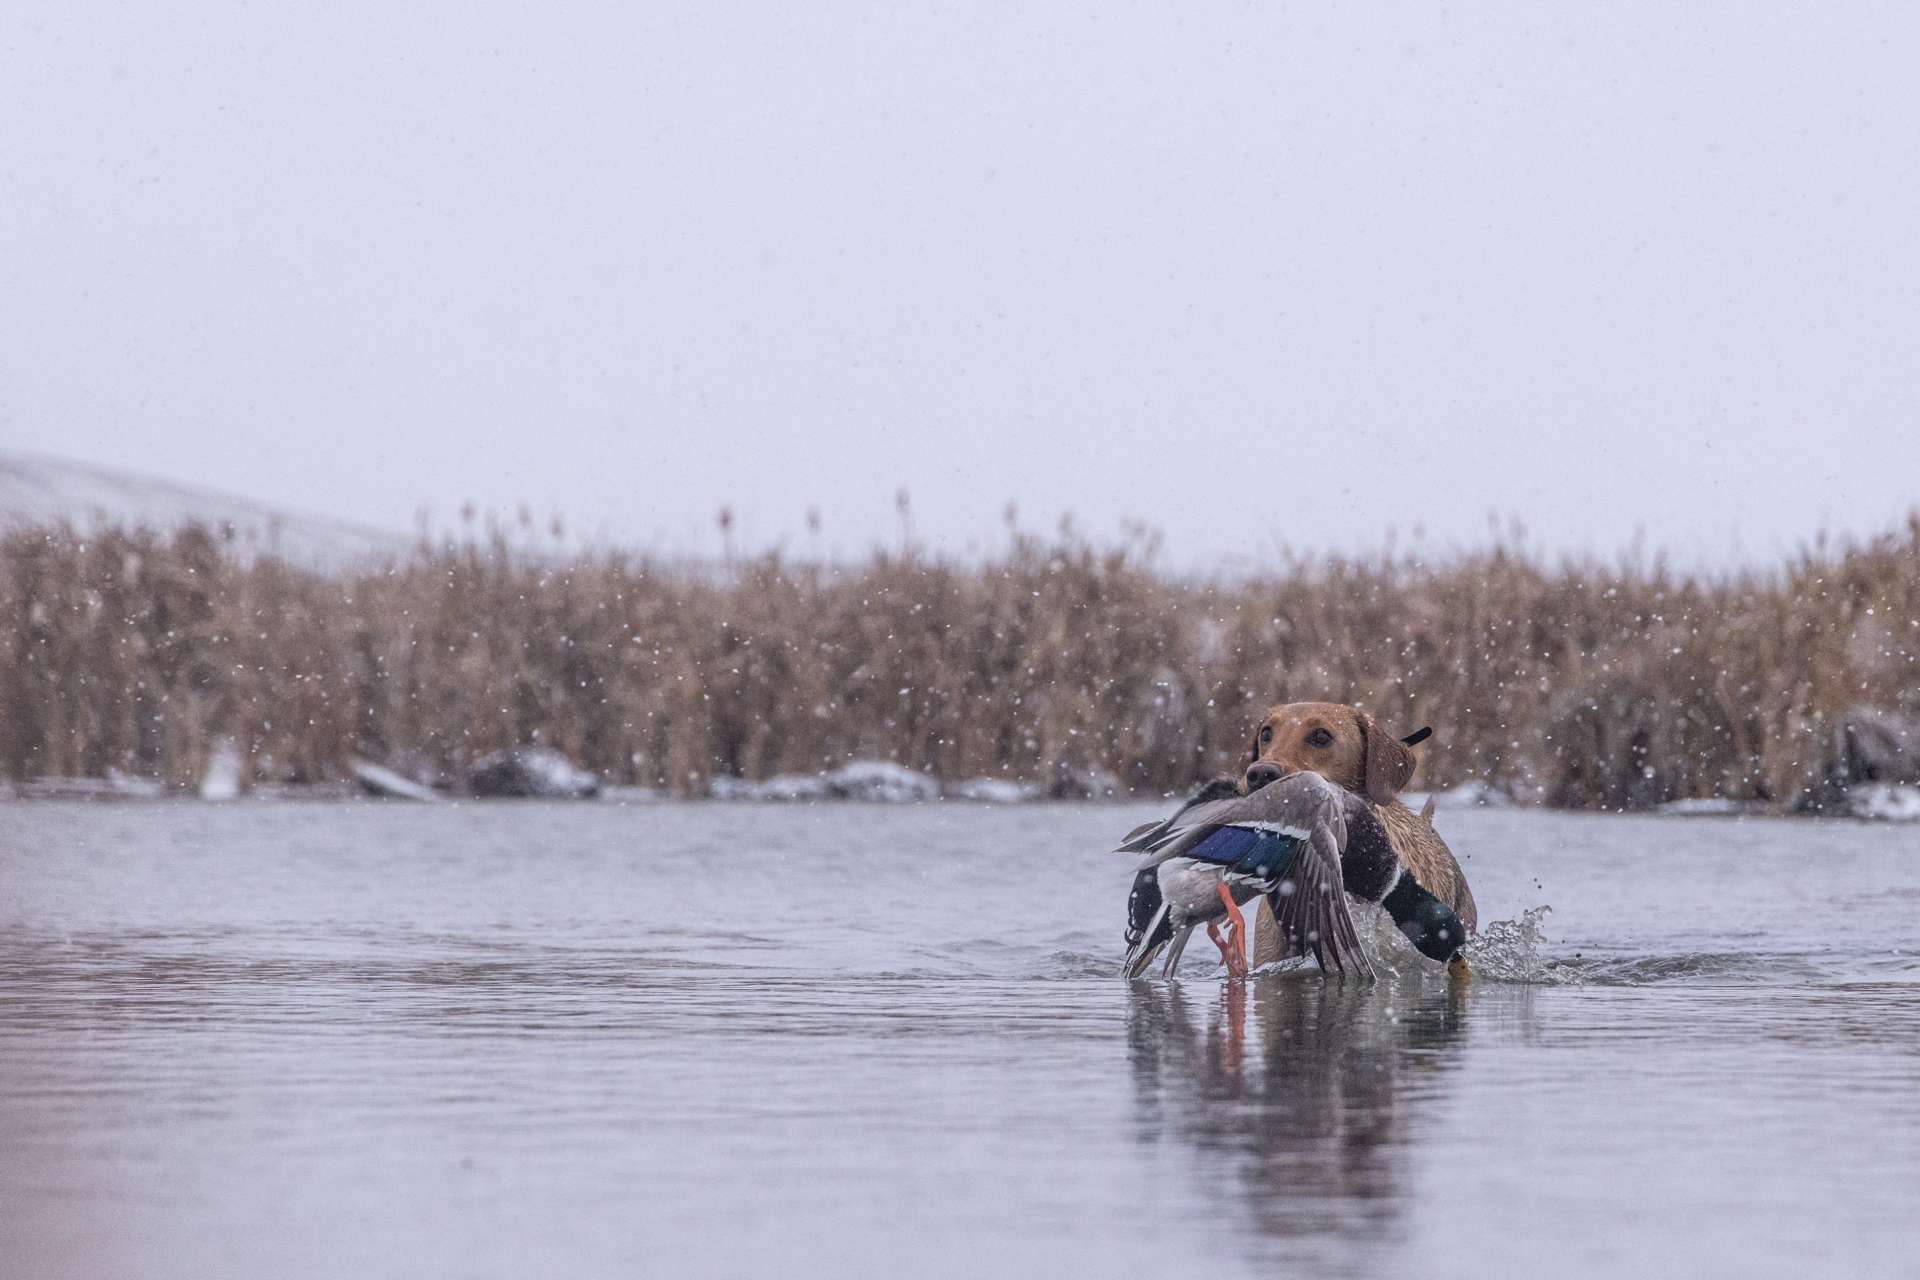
[1258,726,1273,746]
[1307,728,1334,748]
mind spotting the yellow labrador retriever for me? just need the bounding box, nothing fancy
[1246,702,1477,966]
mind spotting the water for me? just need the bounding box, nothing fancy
[3,800,1918,1278]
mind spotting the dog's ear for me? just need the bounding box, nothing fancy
[1357,712,1417,804]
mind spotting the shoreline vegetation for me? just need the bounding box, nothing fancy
[4,515,1919,814]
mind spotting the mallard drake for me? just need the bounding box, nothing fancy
[1243,704,1477,932]
[1119,771,1368,980]
[1121,765,1470,981]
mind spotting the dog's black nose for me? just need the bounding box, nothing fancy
[1244,761,1285,791]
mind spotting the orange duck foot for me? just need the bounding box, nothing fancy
[1210,884,1249,979]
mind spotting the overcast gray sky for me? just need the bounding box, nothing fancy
[4,3,1917,566]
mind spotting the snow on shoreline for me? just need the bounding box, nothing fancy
[1402,781,1514,811]
[9,762,1919,820]
[1848,784,1920,822]
[710,762,1041,803]
[1656,797,1764,817]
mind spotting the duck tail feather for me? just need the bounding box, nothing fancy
[1161,924,1195,976]
[1122,900,1172,979]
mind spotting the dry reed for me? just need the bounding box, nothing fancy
[4,514,1918,809]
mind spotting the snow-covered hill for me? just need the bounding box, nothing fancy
[0,451,409,565]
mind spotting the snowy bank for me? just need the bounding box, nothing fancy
[8,772,166,801]
[947,777,1045,803]
[708,764,1046,803]
[1402,781,1513,811]
[350,757,443,802]
[200,738,245,801]
[1848,784,1920,822]
[1656,797,1767,817]
[713,762,941,803]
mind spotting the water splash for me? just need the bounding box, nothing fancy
[1231,904,1562,985]
[1097,900,1855,989]
[1463,905,1556,983]
[1457,908,1821,987]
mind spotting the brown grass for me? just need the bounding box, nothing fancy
[4,515,1918,808]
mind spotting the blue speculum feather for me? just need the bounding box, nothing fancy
[1184,825,1302,880]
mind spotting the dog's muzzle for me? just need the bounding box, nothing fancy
[1244,761,1287,792]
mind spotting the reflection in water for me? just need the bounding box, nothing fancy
[1127,972,1506,1268]
[9,803,1920,1280]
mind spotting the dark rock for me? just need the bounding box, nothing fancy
[466,747,600,799]
[1049,761,1124,800]
[1799,706,1920,814]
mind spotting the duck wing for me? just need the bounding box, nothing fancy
[1132,773,1348,872]
[1224,775,1373,977]
[1266,819,1376,979]
[1113,777,1241,854]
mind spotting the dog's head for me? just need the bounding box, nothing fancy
[1244,701,1424,805]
